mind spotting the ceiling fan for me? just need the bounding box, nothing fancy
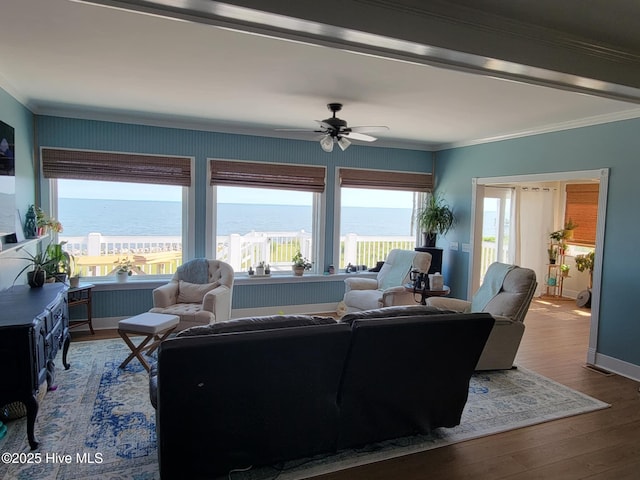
[279,103,389,152]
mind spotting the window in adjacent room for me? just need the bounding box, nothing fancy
[42,148,190,278]
[210,160,325,273]
[337,168,432,269]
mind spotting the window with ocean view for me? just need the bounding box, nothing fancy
[339,187,417,269]
[56,179,183,277]
[215,186,316,273]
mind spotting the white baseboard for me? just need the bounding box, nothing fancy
[589,349,640,382]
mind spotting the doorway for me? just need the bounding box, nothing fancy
[471,169,608,366]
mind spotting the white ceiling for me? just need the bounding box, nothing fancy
[1,0,640,150]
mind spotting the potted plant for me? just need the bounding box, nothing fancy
[547,246,558,264]
[34,206,63,236]
[13,248,54,288]
[560,263,570,277]
[575,251,595,288]
[114,257,134,282]
[44,241,73,283]
[417,193,455,247]
[292,251,312,276]
[563,218,577,240]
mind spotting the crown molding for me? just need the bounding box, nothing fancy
[436,108,640,150]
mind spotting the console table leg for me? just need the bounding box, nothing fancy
[25,394,39,450]
[63,333,71,370]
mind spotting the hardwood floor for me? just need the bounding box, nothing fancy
[312,298,640,480]
[71,300,640,479]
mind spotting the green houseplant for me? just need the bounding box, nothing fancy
[44,241,73,283]
[575,251,595,288]
[292,251,312,276]
[13,248,54,288]
[417,193,455,247]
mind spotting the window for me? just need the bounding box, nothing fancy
[338,168,432,269]
[564,183,599,246]
[210,160,325,273]
[42,148,190,278]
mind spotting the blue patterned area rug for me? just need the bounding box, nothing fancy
[0,339,608,480]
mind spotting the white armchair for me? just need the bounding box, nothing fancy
[150,259,234,332]
[342,249,432,314]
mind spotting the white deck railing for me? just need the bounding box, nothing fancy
[61,232,416,276]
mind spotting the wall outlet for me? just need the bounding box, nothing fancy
[462,243,471,253]
[449,242,459,250]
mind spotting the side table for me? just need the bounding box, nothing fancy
[68,283,95,334]
[404,283,450,305]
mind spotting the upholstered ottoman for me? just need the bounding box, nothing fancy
[118,312,179,371]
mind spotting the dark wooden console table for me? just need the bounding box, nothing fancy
[0,283,71,449]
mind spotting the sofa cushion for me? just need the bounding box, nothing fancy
[340,305,455,325]
[176,280,220,303]
[176,314,337,337]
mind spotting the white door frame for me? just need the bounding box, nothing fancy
[470,169,609,366]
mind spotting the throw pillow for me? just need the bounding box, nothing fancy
[177,280,220,303]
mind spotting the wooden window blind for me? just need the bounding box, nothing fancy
[210,160,325,193]
[339,168,432,192]
[565,183,599,246]
[41,148,192,186]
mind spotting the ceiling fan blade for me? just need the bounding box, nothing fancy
[315,120,335,130]
[345,132,378,142]
[348,126,390,133]
[275,128,318,132]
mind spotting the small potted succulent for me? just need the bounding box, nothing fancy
[292,251,312,276]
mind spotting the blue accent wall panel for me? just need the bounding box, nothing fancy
[435,117,640,368]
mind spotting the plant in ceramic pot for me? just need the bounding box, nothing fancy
[292,251,312,276]
[44,241,73,283]
[13,248,54,288]
[560,263,570,277]
[114,257,135,282]
[417,193,455,247]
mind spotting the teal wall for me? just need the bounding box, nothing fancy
[36,115,431,311]
[0,88,35,223]
[435,118,640,368]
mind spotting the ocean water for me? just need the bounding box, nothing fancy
[58,198,414,237]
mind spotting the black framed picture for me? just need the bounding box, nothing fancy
[0,120,15,176]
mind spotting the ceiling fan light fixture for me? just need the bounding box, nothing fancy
[337,136,351,151]
[320,135,334,152]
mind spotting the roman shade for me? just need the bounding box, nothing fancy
[41,148,192,187]
[565,183,599,246]
[210,159,325,193]
[339,167,432,192]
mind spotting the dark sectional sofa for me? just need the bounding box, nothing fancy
[149,305,495,479]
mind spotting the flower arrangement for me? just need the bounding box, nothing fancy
[114,257,134,276]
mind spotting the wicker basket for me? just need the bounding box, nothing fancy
[1,383,48,421]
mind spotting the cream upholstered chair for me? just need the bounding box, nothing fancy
[342,249,432,315]
[150,258,234,332]
[425,262,537,370]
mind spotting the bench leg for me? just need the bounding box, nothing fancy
[118,331,154,372]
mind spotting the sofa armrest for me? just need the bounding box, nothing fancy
[344,277,379,292]
[153,282,179,308]
[202,285,232,322]
[424,297,472,312]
